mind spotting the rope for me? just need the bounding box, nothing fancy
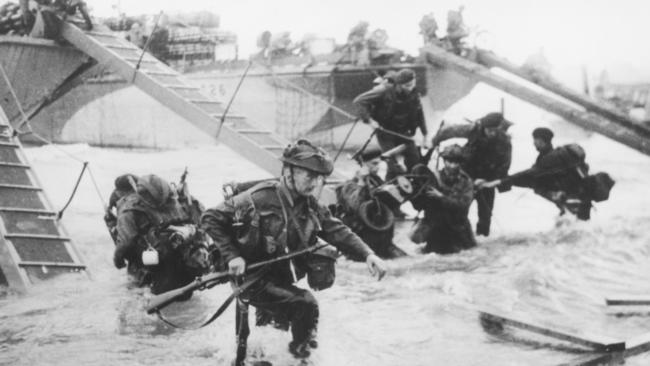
[333,118,360,162]
[132,11,164,81]
[0,59,107,214]
[86,165,107,209]
[216,60,252,139]
[253,60,357,120]
[57,161,88,219]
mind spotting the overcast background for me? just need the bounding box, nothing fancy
[84,0,650,83]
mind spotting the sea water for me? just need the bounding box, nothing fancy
[1,86,650,365]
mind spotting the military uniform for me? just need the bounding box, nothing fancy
[500,143,592,220]
[433,114,512,236]
[202,180,374,348]
[335,172,407,260]
[113,175,205,291]
[411,145,476,254]
[114,192,196,286]
[414,168,476,254]
[353,71,428,180]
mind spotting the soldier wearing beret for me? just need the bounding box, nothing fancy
[353,68,429,181]
[482,127,595,220]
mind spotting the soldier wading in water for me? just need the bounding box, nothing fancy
[201,139,387,360]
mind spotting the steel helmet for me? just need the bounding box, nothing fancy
[136,174,172,208]
[280,139,334,175]
[439,144,466,162]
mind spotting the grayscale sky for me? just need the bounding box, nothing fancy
[85,0,650,81]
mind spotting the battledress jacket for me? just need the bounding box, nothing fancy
[412,168,476,253]
[201,181,374,284]
[500,145,588,195]
[353,83,428,136]
[434,123,512,181]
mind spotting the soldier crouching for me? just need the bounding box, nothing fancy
[410,144,476,254]
[201,139,387,360]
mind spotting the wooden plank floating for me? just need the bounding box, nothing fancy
[479,310,626,352]
[19,261,86,269]
[606,296,650,306]
[561,332,650,366]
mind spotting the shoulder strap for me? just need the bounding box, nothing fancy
[155,267,269,330]
[274,188,306,243]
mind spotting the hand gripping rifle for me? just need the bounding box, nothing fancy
[146,241,329,314]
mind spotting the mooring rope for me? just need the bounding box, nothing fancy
[0,61,107,217]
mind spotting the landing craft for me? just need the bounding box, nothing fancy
[2,7,650,366]
[2,9,650,292]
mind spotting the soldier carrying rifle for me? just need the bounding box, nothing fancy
[201,139,387,361]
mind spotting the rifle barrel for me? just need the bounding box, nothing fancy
[145,243,328,314]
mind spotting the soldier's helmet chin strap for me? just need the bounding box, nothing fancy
[281,165,298,194]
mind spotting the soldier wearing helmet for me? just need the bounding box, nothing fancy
[201,139,386,360]
[112,174,207,288]
[410,144,476,254]
[431,112,513,236]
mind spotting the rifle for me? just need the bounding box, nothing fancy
[179,167,188,185]
[370,121,417,142]
[421,120,446,165]
[177,167,191,204]
[349,129,377,165]
[146,242,328,314]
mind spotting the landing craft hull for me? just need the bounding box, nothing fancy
[0,36,478,148]
[0,36,90,130]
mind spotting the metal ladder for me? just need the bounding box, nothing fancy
[423,44,650,156]
[475,49,650,138]
[59,23,291,175]
[0,108,87,291]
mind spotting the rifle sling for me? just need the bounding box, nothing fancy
[155,266,270,330]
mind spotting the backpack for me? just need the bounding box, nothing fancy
[585,172,615,202]
[536,143,586,171]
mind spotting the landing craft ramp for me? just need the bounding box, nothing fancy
[476,49,650,137]
[423,44,650,156]
[0,106,87,292]
[57,22,310,177]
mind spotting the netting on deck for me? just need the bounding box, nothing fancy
[270,73,355,146]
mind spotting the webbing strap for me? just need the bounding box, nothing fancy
[154,267,269,330]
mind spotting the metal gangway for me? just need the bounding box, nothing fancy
[58,22,295,176]
[423,44,650,156]
[0,106,87,291]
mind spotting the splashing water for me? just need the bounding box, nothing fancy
[1,133,649,366]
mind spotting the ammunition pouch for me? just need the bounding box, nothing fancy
[305,245,338,291]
